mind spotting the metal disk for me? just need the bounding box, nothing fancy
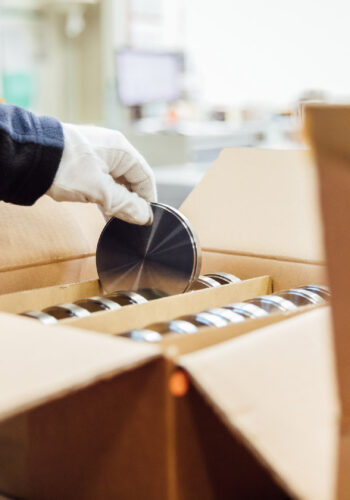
[188,275,221,291]
[274,288,325,306]
[246,296,297,313]
[21,310,58,325]
[96,203,201,295]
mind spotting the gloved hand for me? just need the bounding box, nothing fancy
[47,123,157,225]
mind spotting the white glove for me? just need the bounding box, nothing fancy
[47,123,157,225]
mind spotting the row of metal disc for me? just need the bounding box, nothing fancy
[122,284,330,342]
[19,272,241,325]
[20,289,167,325]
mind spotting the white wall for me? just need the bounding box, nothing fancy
[185,0,350,107]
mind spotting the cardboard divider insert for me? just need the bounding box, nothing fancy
[63,276,272,334]
[0,279,102,314]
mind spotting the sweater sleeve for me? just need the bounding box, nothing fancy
[0,103,64,205]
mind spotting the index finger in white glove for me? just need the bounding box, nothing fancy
[114,149,157,203]
[108,133,157,203]
[100,173,153,225]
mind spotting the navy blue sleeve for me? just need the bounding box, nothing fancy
[0,103,64,205]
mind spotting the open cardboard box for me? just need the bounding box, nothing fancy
[0,147,336,499]
[0,149,326,325]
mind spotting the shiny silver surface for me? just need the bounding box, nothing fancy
[275,288,325,306]
[297,285,331,300]
[21,310,58,325]
[196,312,228,327]
[42,303,91,320]
[107,290,149,306]
[146,320,198,335]
[96,202,201,295]
[206,307,245,323]
[225,302,268,319]
[188,275,221,291]
[89,296,122,311]
[182,312,228,328]
[169,320,198,334]
[246,295,297,313]
[205,272,241,285]
[122,330,162,342]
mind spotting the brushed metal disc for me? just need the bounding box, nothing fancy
[274,288,325,306]
[96,203,201,295]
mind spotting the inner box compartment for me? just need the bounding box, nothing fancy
[0,147,327,348]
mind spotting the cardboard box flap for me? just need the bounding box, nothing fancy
[0,313,159,423]
[180,148,325,263]
[179,308,338,500]
[306,105,350,500]
[306,105,350,415]
[0,196,105,273]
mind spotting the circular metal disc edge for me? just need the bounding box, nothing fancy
[151,203,202,290]
[96,202,201,295]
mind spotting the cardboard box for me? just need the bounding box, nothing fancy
[0,148,332,499]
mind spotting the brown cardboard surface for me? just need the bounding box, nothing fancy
[0,257,98,295]
[0,279,101,314]
[305,104,350,500]
[201,250,327,291]
[172,379,291,500]
[305,105,350,411]
[0,312,159,423]
[0,358,170,500]
[179,307,339,500]
[0,197,104,292]
[181,148,325,264]
[63,276,271,334]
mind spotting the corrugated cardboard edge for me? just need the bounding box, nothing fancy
[0,313,160,424]
[179,307,339,500]
[305,104,350,500]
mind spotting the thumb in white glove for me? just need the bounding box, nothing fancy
[47,123,157,225]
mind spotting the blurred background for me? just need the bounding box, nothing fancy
[0,0,348,206]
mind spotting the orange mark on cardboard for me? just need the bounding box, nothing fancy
[169,369,190,397]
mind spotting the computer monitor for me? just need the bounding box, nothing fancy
[116,49,182,107]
